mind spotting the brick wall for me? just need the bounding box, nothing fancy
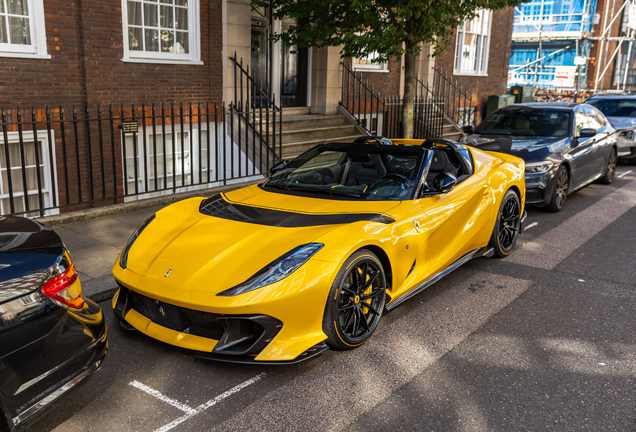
[0,1,223,215]
[0,0,223,107]
[585,0,623,90]
[345,57,402,98]
[436,7,515,123]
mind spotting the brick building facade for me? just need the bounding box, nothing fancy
[352,7,515,124]
[436,8,515,122]
[0,0,223,107]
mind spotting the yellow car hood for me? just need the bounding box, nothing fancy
[124,185,400,294]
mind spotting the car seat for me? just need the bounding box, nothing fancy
[426,149,458,185]
[343,154,387,186]
[513,119,534,135]
[553,119,569,137]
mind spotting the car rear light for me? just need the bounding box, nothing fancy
[42,263,85,309]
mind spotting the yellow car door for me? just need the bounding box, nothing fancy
[418,164,494,278]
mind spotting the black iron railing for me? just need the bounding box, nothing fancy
[0,103,281,218]
[230,52,283,162]
[340,62,443,139]
[230,52,277,109]
[431,66,474,127]
[340,62,385,135]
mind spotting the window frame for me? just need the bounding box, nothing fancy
[352,52,389,73]
[120,0,202,65]
[453,9,492,76]
[122,123,219,201]
[0,0,49,59]
[0,130,59,217]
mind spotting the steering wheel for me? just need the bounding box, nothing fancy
[383,173,410,185]
[367,173,411,194]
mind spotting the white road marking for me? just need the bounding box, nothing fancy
[618,170,633,178]
[129,381,197,415]
[154,373,265,432]
[524,222,539,231]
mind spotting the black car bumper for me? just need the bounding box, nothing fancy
[7,299,107,432]
[525,167,559,205]
[113,286,321,364]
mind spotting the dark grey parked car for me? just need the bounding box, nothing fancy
[461,103,618,212]
[585,94,636,165]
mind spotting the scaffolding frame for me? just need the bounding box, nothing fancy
[510,0,636,91]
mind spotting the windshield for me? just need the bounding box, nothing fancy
[474,109,571,137]
[263,144,425,201]
[586,98,636,117]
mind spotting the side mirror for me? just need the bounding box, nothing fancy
[579,128,597,138]
[270,159,290,175]
[433,172,457,194]
[462,125,474,134]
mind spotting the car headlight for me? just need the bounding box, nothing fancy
[119,214,155,269]
[217,243,324,297]
[619,130,635,140]
[525,161,555,174]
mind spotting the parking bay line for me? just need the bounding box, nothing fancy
[618,170,633,178]
[130,381,197,415]
[524,222,538,231]
[153,373,265,432]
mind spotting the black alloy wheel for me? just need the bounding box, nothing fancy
[489,189,521,258]
[323,249,386,350]
[599,147,617,184]
[547,165,569,212]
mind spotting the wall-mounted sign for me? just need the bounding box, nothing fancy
[574,56,587,66]
[628,2,636,30]
[593,14,601,25]
[122,121,138,133]
[554,66,577,87]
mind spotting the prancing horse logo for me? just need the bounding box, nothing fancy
[413,220,421,233]
[164,269,173,278]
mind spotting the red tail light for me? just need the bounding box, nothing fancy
[42,264,85,309]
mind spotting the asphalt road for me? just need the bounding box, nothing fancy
[28,165,636,432]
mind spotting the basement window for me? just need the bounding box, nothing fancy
[121,0,202,64]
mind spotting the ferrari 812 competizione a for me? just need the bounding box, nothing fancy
[112,138,526,364]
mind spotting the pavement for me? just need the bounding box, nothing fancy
[28,164,636,432]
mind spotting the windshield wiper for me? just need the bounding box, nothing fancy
[263,183,293,191]
[316,187,361,198]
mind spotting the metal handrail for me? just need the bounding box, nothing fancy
[229,52,282,161]
[340,62,444,139]
[431,66,474,127]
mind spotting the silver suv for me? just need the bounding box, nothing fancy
[585,94,636,165]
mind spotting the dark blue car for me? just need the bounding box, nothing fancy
[461,103,618,212]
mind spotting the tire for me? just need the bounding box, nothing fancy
[488,189,521,258]
[322,249,387,350]
[546,165,569,212]
[598,147,617,184]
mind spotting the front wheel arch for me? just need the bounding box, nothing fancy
[361,245,393,290]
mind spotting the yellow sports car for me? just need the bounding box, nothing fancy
[112,138,526,364]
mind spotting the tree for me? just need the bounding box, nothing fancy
[252,0,526,138]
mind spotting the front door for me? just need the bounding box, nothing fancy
[280,18,308,107]
[251,7,271,107]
